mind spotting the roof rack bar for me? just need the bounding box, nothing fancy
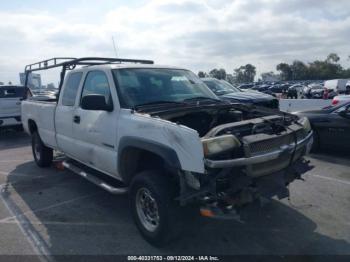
[23,57,155,99]
[24,57,154,73]
[24,57,77,72]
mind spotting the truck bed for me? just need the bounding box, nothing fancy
[21,99,58,149]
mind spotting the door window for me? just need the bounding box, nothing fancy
[80,71,112,106]
[62,72,83,106]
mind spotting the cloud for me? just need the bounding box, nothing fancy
[0,0,350,84]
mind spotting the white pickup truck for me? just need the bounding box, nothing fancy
[22,57,314,246]
[0,85,28,130]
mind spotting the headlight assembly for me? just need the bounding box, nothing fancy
[202,134,241,157]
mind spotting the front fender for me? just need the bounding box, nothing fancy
[117,110,205,174]
[118,136,181,171]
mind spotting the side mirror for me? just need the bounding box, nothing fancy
[81,94,113,112]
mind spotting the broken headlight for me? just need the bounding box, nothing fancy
[299,117,311,133]
[202,134,241,157]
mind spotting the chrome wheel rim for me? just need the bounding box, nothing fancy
[135,187,159,232]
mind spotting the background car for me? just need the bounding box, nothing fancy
[308,84,324,99]
[332,95,350,105]
[0,85,28,131]
[324,79,349,94]
[202,78,279,109]
[294,101,350,150]
[287,86,298,99]
[268,84,290,95]
[288,84,305,98]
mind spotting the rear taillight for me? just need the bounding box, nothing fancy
[332,99,339,105]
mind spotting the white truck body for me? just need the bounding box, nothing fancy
[324,79,349,93]
[21,58,314,245]
[0,86,25,128]
[22,65,205,178]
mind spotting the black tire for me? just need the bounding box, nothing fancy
[32,132,53,167]
[130,170,182,246]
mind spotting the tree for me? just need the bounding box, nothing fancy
[261,72,280,82]
[233,64,256,83]
[226,74,235,84]
[326,53,340,64]
[209,68,226,80]
[198,71,206,78]
[275,54,344,81]
[244,64,256,82]
[276,63,292,80]
[290,60,308,80]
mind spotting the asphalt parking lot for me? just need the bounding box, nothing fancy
[0,130,350,258]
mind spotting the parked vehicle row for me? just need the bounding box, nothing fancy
[237,79,350,99]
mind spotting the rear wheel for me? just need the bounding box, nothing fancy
[130,170,182,246]
[32,132,53,167]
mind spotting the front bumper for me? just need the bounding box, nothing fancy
[204,131,313,169]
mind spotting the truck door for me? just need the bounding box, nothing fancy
[72,70,118,177]
[0,86,23,119]
[55,72,83,157]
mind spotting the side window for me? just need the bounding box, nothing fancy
[81,71,112,105]
[62,72,83,106]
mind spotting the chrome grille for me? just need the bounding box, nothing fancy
[243,127,307,177]
[248,134,293,155]
[248,130,306,156]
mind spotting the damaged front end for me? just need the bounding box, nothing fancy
[141,103,314,219]
[179,112,313,219]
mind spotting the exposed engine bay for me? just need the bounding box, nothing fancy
[136,103,314,217]
[148,103,299,138]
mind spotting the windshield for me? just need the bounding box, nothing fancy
[203,79,240,95]
[113,68,218,108]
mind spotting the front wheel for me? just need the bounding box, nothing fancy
[130,170,182,246]
[32,132,53,167]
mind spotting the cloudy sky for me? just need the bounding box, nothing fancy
[1,0,350,84]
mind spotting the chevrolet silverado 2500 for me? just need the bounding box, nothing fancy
[22,57,313,246]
